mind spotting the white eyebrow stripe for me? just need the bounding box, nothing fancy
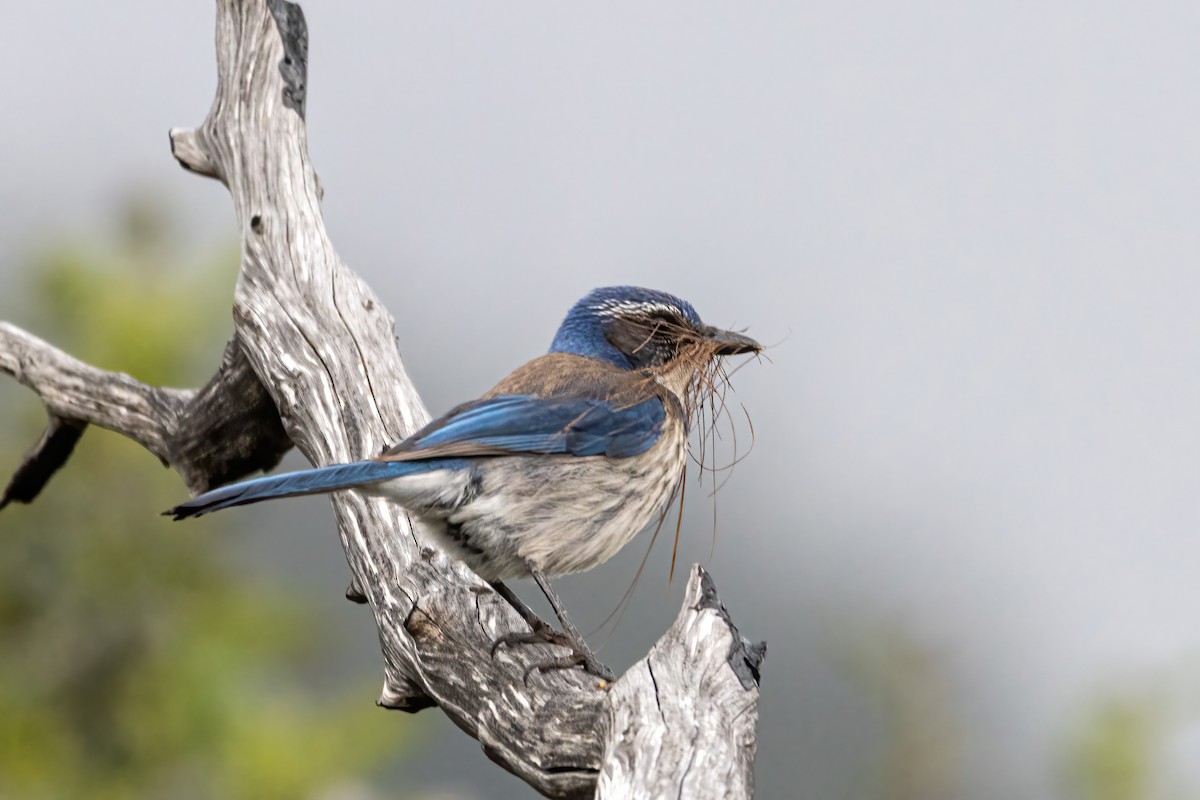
[596,300,683,319]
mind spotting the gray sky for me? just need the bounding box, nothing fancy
[3,2,1200,798]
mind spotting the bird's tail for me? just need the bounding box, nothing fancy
[164,461,411,520]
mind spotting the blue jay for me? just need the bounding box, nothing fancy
[167,286,760,679]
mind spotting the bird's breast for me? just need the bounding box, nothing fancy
[475,414,687,580]
[388,413,685,582]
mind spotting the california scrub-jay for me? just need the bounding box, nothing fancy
[167,286,760,679]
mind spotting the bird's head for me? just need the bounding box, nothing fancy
[550,285,761,397]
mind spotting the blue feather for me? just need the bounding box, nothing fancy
[549,285,700,366]
[164,459,465,520]
[166,394,664,520]
[390,395,665,459]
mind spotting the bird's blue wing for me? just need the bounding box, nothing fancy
[380,394,666,461]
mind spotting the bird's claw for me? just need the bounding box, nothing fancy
[489,626,572,656]
[491,626,614,683]
[522,653,614,684]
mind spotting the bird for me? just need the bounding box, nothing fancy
[166,285,760,680]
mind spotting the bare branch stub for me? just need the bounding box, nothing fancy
[1,414,85,510]
[597,567,764,799]
[2,0,764,796]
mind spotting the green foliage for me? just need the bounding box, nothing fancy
[1064,696,1159,800]
[838,626,961,800]
[16,197,235,387]
[0,201,408,800]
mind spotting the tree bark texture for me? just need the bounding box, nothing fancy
[1,2,764,796]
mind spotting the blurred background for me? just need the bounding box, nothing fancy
[1,1,1198,798]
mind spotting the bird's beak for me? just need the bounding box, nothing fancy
[699,325,761,355]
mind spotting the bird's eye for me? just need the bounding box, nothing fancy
[604,311,688,367]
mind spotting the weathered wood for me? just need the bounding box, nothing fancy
[598,568,765,798]
[0,413,84,509]
[0,328,290,500]
[2,1,763,796]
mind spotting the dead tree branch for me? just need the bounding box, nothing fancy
[0,328,290,505]
[1,1,764,796]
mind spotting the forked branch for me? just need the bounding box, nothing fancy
[1,1,763,796]
[0,326,290,504]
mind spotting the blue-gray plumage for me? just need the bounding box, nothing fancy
[167,286,760,679]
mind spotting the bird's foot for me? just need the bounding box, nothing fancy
[490,617,572,653]
[491,622,615,683]
[520,651,614,684]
